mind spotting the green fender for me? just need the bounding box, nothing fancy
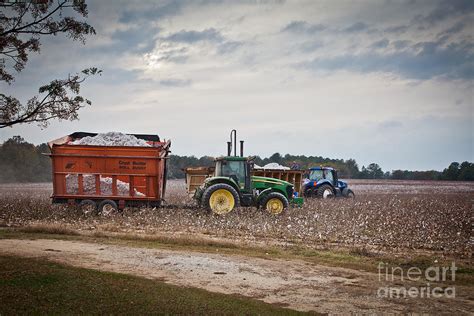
[195,177,241,203]
[256,188,289,206]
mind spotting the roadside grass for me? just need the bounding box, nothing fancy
[18,224,80,236]
[0,255,310,315]
[1,227,472,286]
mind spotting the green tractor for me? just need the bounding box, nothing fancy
[194,156,303,215]
[194,130,303,214]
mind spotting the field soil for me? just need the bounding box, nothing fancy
[1,238,473,314]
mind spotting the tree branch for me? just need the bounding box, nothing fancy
[0,0,68,36]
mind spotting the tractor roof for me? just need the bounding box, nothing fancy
[215,156,248,162]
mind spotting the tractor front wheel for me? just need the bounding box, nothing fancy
[342,188,355,198]
[202,183,240,215]
[261,192,289,215]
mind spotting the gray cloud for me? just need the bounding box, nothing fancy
[298,39,474,80]
[384,25,409,34]
[299,40,324,53]
[392,40,411,50]
[159,78,192,87]
[166,28,224,43]
[370,39,390,49]
[281,20,326,34]
[119,1,184,24]
[413,0,474,26]
[109,26,161,53]
[165,28,242,55]
[437,21,467,39]
[217,41,242,54]
[343,22,369,33]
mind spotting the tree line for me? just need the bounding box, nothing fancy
[0,137,472,183]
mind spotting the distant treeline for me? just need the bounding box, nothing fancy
[0,136,51,183]
[0,136,473,183]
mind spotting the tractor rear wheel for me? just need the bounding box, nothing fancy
[202,183,240,215]
[261,192,289,215]
[317,184,334,199]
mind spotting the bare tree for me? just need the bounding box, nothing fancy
[0,0,100,128]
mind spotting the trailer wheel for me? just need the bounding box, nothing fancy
[98,199,118,216]
[202,183,240,215]
[79,199,97,215]
[317,184,334,199]
[261,192,289,215]
[342,188,355,198]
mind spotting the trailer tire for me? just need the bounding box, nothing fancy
[317,184,334,199]
[202,183,240,215]
[98,199,118,216]
[261,192,289,215]
[79,199,97,215]
[342,188,355,198]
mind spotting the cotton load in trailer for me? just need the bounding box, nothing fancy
[47,132,171,213]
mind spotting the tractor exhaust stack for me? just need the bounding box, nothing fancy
[230,129,237,156]
[227,129,244,157]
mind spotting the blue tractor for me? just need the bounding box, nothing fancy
[303,167,355,199]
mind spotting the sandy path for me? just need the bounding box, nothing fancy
[0,238,472,314]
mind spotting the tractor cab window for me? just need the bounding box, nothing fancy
[324,169,334,183]
[217,160,246,184]
[309,169,324,181]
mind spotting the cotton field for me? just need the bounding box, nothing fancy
[0,180,472,258]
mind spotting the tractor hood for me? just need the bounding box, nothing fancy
[337,180,348,189]
[251,176,293,187]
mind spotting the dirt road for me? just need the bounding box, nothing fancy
[0,238,472,314]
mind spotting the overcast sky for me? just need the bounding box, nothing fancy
[1,0,473,171]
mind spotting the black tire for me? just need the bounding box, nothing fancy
[98,199,118,216]
[303,187,313,198]
[260,192,289,215]
[342,188,355,198]
[202,183,240,215]
[79,199,97,215]
[317,184,334,199]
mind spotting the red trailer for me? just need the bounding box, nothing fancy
[48,132,171,214]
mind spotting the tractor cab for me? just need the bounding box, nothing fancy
[308,167,338,185]
[214,156,252,192]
